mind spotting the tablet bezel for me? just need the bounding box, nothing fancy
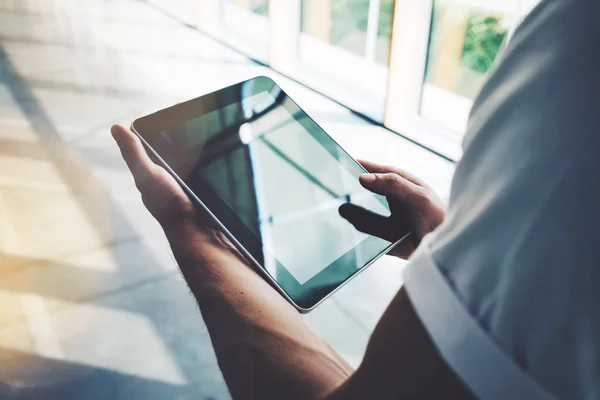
[131,76,408,311]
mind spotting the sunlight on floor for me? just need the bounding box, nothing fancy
[0,0,454,398]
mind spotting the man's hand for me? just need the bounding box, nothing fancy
[339,160,445,259]
[110,124,243,259]
[112,124,353,400]
[111,125,472,400]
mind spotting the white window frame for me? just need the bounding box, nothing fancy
[385,0,540,160]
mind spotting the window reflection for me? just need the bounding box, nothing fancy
[420,0,512,133]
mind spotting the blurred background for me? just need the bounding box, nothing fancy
[0,0,538,398]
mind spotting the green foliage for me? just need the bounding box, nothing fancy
[461,13,508,73]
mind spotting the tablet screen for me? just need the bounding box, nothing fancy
[135,77,397,307]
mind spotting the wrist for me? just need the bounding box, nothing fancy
[162,218,250,278]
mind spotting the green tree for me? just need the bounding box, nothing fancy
[461,13,508,73]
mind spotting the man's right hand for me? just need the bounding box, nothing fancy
[339,160,446,259]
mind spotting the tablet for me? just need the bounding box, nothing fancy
[131,76,408,311]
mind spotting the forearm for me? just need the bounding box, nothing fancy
[166,222,353,400]
[324,287,474,400]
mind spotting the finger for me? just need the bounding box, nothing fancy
[357,159,427,188]
[357,159,392,173]
[111,124,157,188]
[359,173,423,203]
[339,203,398,242]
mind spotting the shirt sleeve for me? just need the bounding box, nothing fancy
[403,0,600,399]
[404,237,557,400]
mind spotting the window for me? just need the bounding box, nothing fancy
[384,0,540,158]
[420,0,513,133]
[302,0,394,65]
[419,0,542,134]
[149,0,542,160]
[291,0,395,120]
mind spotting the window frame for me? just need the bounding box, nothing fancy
[384,0,540,159]
[267,0,464,159]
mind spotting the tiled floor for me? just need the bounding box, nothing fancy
[0,1,455,398]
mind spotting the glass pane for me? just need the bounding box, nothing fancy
[227,0,268,16]
[375,0,394,65]
[330,0,368,58]
[302,0,393,64]
[301,0,363,58]
[420,0,512,132]
[298,0,392,121]
[425,2,510,99]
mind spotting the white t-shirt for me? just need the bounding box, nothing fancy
[403,0,600,399]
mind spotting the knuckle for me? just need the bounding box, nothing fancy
[381,173,401,185]
[413,188,439,210]
[380,174,407,192]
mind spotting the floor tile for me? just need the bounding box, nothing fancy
[0,275,229,400]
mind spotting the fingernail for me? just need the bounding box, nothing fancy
[360,173,376,183]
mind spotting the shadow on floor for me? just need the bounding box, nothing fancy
[0,347,218,400]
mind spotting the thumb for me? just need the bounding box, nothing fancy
[359,173,420,202]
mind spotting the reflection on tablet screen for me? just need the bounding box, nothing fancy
[145,84,390,285]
